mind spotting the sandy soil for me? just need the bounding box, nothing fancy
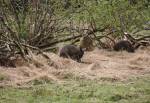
[0,47,150,87]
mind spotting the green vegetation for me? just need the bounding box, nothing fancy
[67,0,150,34]
[0,0,149,52]
[0,0,149,60]
[0,76,150,103]
[0,1,150,103]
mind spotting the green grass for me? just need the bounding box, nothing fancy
[0,76,150,103]
[0,73,9,81]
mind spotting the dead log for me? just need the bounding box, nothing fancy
[38,27,107,49]
[136,35,150,41]
[123,32,150,49]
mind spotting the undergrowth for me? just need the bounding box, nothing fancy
[0,75,150,103]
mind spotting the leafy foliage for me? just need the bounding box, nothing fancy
[0,0,149,61]
[69,0,150,35]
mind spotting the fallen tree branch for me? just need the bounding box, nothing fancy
[38,27,108,49]
[124,32,150,48]
[136,35,150,41]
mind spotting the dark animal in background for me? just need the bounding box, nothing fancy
[63,0,71,9]
[59,45,84,62]
[0,58,16,68]
[113,40,135,53]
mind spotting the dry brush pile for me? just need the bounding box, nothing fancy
[0,0,66,67]
[0,0,150,68]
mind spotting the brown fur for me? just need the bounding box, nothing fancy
[79,36,94,51]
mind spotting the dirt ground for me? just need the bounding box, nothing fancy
[0,47,150,87]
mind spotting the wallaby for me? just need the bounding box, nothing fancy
[59,44,85,62]
[113,40,135,53]
[79,35,94,51]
